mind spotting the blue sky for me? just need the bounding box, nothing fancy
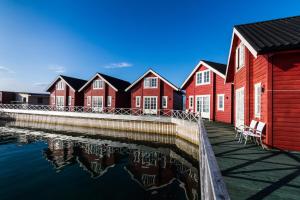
[0,0,299,92]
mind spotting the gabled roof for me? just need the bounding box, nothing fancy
[46,75,87,92]
[181,60,227,89]
[226,15,300,83]
[125,69,180,92]
[234,15,300,57]
[79,73,131,92]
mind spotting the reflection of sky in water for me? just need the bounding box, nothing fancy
[0,127,199,200]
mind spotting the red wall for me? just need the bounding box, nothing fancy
[49,79,83,107]
[82,76,130,108]
[271,51,300,151]
[130,72,182,110]
[230,36,300,151]
[184,64,232,123]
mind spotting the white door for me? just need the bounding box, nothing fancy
[92,96,103,112]
[56,96,64,110]
[235,87,245,127]
[196,95,210,119]
[143,96,158,114]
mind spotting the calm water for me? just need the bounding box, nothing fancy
[0,126,199,200]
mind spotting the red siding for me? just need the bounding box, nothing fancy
[82,76,129,108]
[230,33,300,151]
[184,64,232,123]
[48,79,83,107]
[130,72,182,110]
[272,51,300,151]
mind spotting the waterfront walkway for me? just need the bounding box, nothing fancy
[204,121,300,200]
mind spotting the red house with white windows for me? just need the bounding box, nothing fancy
[125,69,183,114]
[78,73,131,109]
[226,16,300,151]
[47,75,87,107]
[181,60,233,123]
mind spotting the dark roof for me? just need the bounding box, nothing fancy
[97,73,131,91]
[60,75,87,91]
[202,60,227,75]
[235,15,300,54]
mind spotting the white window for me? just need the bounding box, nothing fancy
[92,96,103,111]
[217,94,225,111]
[87,96,91,106]
[107,96,112,107]
[254,83,262,118]
[144,77,158,88]
[144,96,158,114]
[196,70,210,85]
[189,96,194,109]
[56,96,64,107]
[136,96,141,107]
[236,43,245,71]
[162,96,168,109]
[56,81,65,90]
[68,96,72,106]
[93,80,104,89]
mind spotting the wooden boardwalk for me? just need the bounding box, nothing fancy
[204,121,300,200]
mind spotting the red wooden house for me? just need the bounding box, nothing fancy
[225,16,300,151]
[181,60,233,123]
[125,69,183,114]
[78,73,131,110]
[47,75,87,107]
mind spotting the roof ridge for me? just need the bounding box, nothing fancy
[97,72,130,84]
[60,75,87,82]
[235,15,300,27]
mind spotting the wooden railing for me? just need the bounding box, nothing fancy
[198,118,230,200]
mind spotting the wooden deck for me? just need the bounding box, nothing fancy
[204,121,300,200]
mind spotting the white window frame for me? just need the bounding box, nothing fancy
[143,96,158,114]
[254,83,262,118]
[189,96,194,110]
[217,94,225,111]
[136,96,141,108]
[144,77,158,89]
[56,80,65,90]
[68,96,72,106]
[93,79,104,89]
[56,96,64,107]
[162,96,168,109]
[107,96,112,107]
[196,70,210,86]
[87,96,91,106]
[236,43,245,72]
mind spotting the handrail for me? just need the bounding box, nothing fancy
[198,118,230,200]
[0,104,200,122]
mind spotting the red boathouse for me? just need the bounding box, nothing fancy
[47,75,87,107]
[125,69,183,114]
[181,60,233,123]
[226,16,300,151]
[78,73,131,109]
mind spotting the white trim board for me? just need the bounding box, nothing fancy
[225,28,258,83]
[125,69,180,92]
[79,73,118,92]
[46,75,76,92]
[181,60,226,89]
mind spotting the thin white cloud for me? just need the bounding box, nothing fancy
[48,65,66,74]
[104,62,133,69]
[33,82,48,87]
[0,66,15,74]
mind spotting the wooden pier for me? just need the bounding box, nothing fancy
[204,121,300,200]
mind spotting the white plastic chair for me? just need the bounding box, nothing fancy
[242,120,258,144]
[245,122,265,148]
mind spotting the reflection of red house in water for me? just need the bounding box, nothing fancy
[75,144,120,178]
[44,139,75,170]
[125,150,175,190]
